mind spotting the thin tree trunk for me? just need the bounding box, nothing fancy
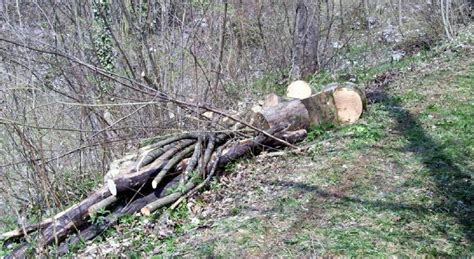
[290,0,319,80]
[290,0,308,80]
[398,0,404,37]
[213,1,229,98]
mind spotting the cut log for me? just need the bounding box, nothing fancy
[202,111,214,120]
[1,221,51,241]
[104,133,198,182]
[141,182,194,215]
[6,187,113,257]
[302,83,366,124]
[251,105,263,114]
[300,89,338,125]
[151,144,196,188]
[286,80,314,99]
[218,126,307,166]
[4,82,366,257]
[255,83,366,129]
[111,139,195,195]
[322,82,367,124]
[263,93,282,107]
[88,196,118,216]
[252,99,310,131]
[0,204,76,241]
[56,181,179,256]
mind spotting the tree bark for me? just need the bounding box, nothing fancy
[253,99,311,131]
[256,83,366,129]
[301,89,338,125]
[4,85,366,256]
[290,0,320,80]
[263,93,284,108]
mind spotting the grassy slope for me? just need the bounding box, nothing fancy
[74,34,473,257]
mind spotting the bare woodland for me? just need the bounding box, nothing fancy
[0,0,472,256]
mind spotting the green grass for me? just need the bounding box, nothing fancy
[306,122,336,142]
[67,28,474,258]
[308,48,433,91]
[188,43,473,256]
[226,69,288,98]
[303,54,473,256]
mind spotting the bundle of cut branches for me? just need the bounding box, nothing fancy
[1,82,365,257]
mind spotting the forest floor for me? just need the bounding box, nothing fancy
[71,32,474,257]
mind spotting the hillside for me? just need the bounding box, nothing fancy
[71,29,474,257]
[1,2,474,257]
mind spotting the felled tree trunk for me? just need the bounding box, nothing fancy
[5,129,306,258]
[322,82,367,123]
[263,93,284,108]
[252,99,310,131]
[255,83,367,129]
[287,80,314,99]
[3,84,365,257]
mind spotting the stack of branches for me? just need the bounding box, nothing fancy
[1,122,306,257]
[1,80,366,257]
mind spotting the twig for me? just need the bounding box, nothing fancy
[151,143,196,189]
[170,146,223,210]
[181,136,204,184]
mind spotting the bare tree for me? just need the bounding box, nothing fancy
[0,1,471,248]
[290,0,320,80]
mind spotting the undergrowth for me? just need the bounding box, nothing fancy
[55,25,474,258]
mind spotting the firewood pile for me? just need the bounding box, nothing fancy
[2,81,366,257]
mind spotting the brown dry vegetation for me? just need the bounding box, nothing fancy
[0,0,473,257]
[73,34,473,256]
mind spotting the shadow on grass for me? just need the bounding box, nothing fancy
[381,92,473,242]
[263,179,432,214]
[266,91,473,244]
